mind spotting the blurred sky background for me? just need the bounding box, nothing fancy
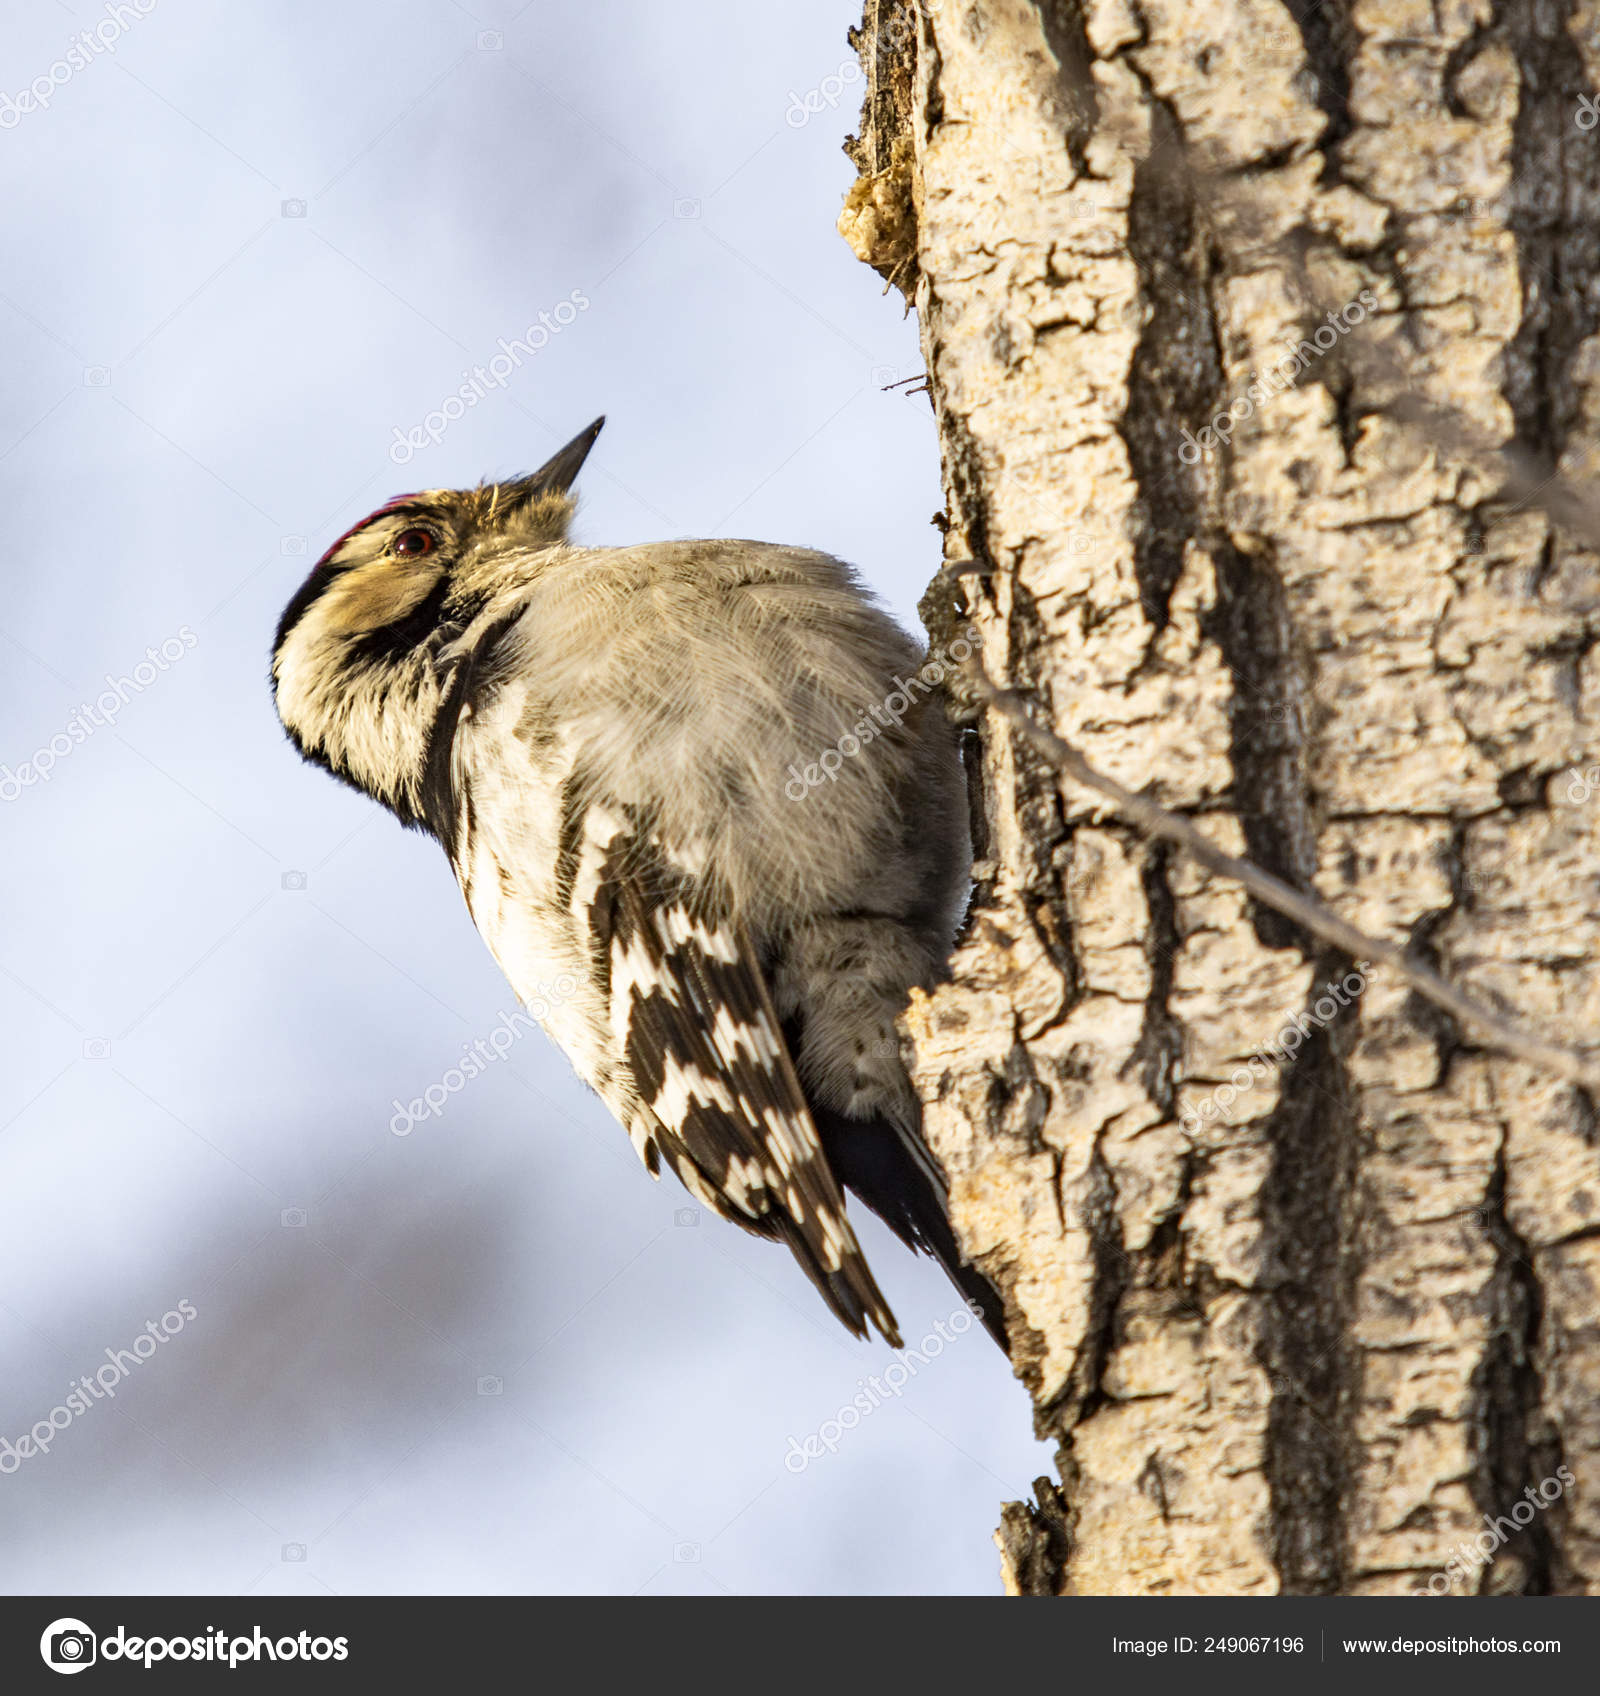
[0,0,1049,1595]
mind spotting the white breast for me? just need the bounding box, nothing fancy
[448,678,622,1114]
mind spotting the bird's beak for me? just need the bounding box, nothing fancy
[522,416,605,498]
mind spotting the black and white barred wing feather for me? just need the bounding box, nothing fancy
[598,833,901,1345]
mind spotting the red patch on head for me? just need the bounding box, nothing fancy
[311,494,420,572]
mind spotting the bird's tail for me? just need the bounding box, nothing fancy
[810,1102,1008,1350]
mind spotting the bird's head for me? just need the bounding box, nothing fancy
[271,416,604,821]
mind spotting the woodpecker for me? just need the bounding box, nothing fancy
[272,418,1003,1348]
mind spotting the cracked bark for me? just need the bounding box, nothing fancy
[842,0,1600,1595]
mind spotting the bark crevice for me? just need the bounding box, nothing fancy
[1130,844,1181,1115]
[1035,0,1100,176]
[1285,0,1355,181]
[1257,959,1361,1595]
[1121,101,1220,633]
[1473,1151,1565,1594]
[1204,546,1319,952]
[1501,0,1600,465]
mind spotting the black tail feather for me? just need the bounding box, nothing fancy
[810,1101,1009,1351]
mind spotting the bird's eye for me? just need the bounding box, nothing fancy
[392,527,436,557]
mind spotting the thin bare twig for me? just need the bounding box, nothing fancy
[967,666,1600,1095]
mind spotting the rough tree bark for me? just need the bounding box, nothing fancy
[840,0,1600,1595]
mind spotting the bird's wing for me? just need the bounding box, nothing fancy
[580,806,900,1344]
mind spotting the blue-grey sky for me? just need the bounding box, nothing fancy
[0,0,1048,1595]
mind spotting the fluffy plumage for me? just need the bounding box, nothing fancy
[271,418,1002,1347]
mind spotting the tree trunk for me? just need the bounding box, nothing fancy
[841,0,1600,1596]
